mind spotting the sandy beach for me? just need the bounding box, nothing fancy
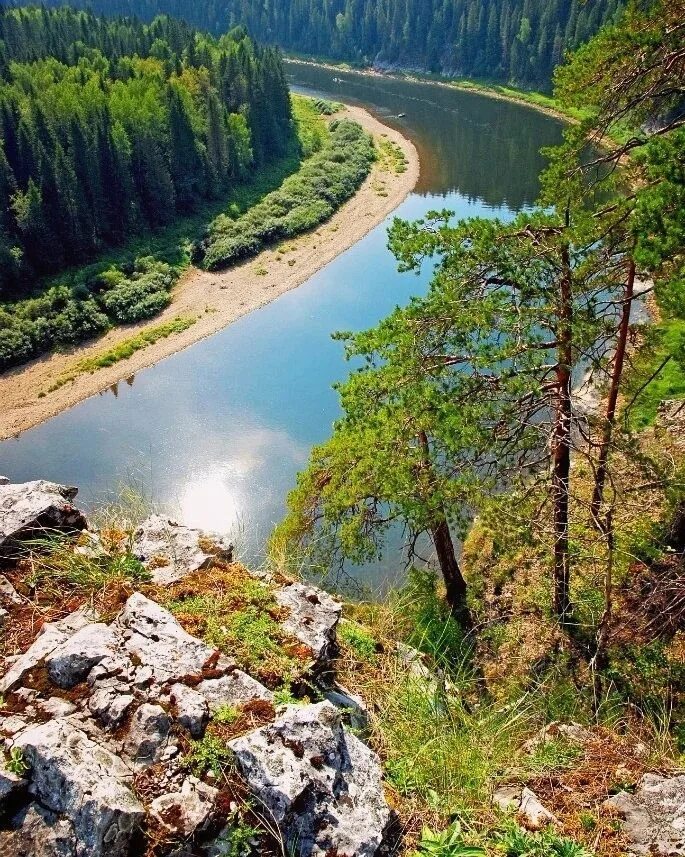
[0,104,419,441]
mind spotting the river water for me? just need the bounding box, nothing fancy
[0,63,563,588]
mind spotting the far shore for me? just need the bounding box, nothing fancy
[0,104,419,441]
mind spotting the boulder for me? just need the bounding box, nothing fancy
[13,718,145,857]
[196,671,272,714]
[123,703,171,769]
[170,684,209,738]
[149,777,218,838]
[132,515,233,585]
[230,701,391,857]
[606,773,685,855]
[88,686,135,730]
[0,802,77,857]
[274,582,341,665]
[519,787,558,830]
[0,481,87,556]
[117,593,216,685]
[46,624,119,689]
[322,684,369,735]
[0,606,8,631]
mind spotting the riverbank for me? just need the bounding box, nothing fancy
[284,56,587,124]
[0,104,419,441]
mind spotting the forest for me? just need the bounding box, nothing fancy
[36,0,625,88]
[0,8,291,292]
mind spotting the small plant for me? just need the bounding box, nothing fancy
[496,822,593,857]
[410,823,486,856]
[211,813,259,857]
[184,734,233,778]
[214,705,240,725]
[338,620,378,660]
[273,684,298,706]
[6,747,29,776]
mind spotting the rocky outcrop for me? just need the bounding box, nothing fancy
[230,701,391,856]
[13,718,145,857]
[275,581,341,666]
[606,773,685,855]
[149,778,218,839]
[0,481,87,557]
[0,802,77,857]
[132,515,233,584]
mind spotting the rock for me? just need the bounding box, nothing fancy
[0,575,22,605]
[196,671,272,714]
[123,703,171,769]
[606,773,685,855]
[149,778,218,838]
[88,686,135,729]
[0,715,28,739]
[0,802,77,856]
[51,605,99,637]
[493,784,522,813]
[524,721,592,753]
[46,624,119,689]
[519,787,558,830]
[35,698,77,719]
[274,582,341,665]
[1,624,68,694]
[0,480,87,556]
[170,684,209,738]
[0,606,8,631]
[322,684,369,735]
[117,593,216,685]
[0,758,27,807]
[13,718,144,857]
[0,477,9,486]
[230,701,391,857]
[132,515,233,585]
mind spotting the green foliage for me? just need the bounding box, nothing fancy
[35,0,622,90]
[184,733,234,778]
[199,117,374,270]
[5,746,29,776]
[24,534,150,593]
[214,704,240,725]
[0,5,293,321]
[410,823,485,857]
[496,822,592,857]
[210,815,259,857]
[338,620,378,660]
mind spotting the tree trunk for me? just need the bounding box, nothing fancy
[591,258,636,522]
[552,245,573,623]
[417,430,468,614]
[431,516,468,612]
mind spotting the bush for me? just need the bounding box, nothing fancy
[198,119,375,271]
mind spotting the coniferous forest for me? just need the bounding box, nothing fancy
[0,7,292,296]
[35,0,625,88]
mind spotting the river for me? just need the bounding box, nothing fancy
[0,63,563,589]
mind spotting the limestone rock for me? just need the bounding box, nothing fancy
[117,593,216,685]
[0,606,8,631]
[1,624,68,694]
[36,698,77,719]
[230,701,391,857]
[132,515,233,585]
[170,684,209,738]
[0,480,87,555]
[123,703,171,769]
[149,777,218,838]
[196,671,272,714]
[274,582,341,665]
[88,686,135,729]
[0,575,22,605]
[0,802,77,857]
[606,773,685,855]
[13,718,144,857]
[519,787,558,830]
[524,721,592,753]
[46,624,119,689]
[322,684,369,735]
[493,784,523,813]
[0,758,27,807]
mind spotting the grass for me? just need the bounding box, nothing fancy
[624,317,685,429]
[160,564,309,685]
[377,137,409,175]
[43,315,197,395]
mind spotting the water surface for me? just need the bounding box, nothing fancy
[0,65,563,588]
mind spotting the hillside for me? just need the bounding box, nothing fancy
[35,0,624,88]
